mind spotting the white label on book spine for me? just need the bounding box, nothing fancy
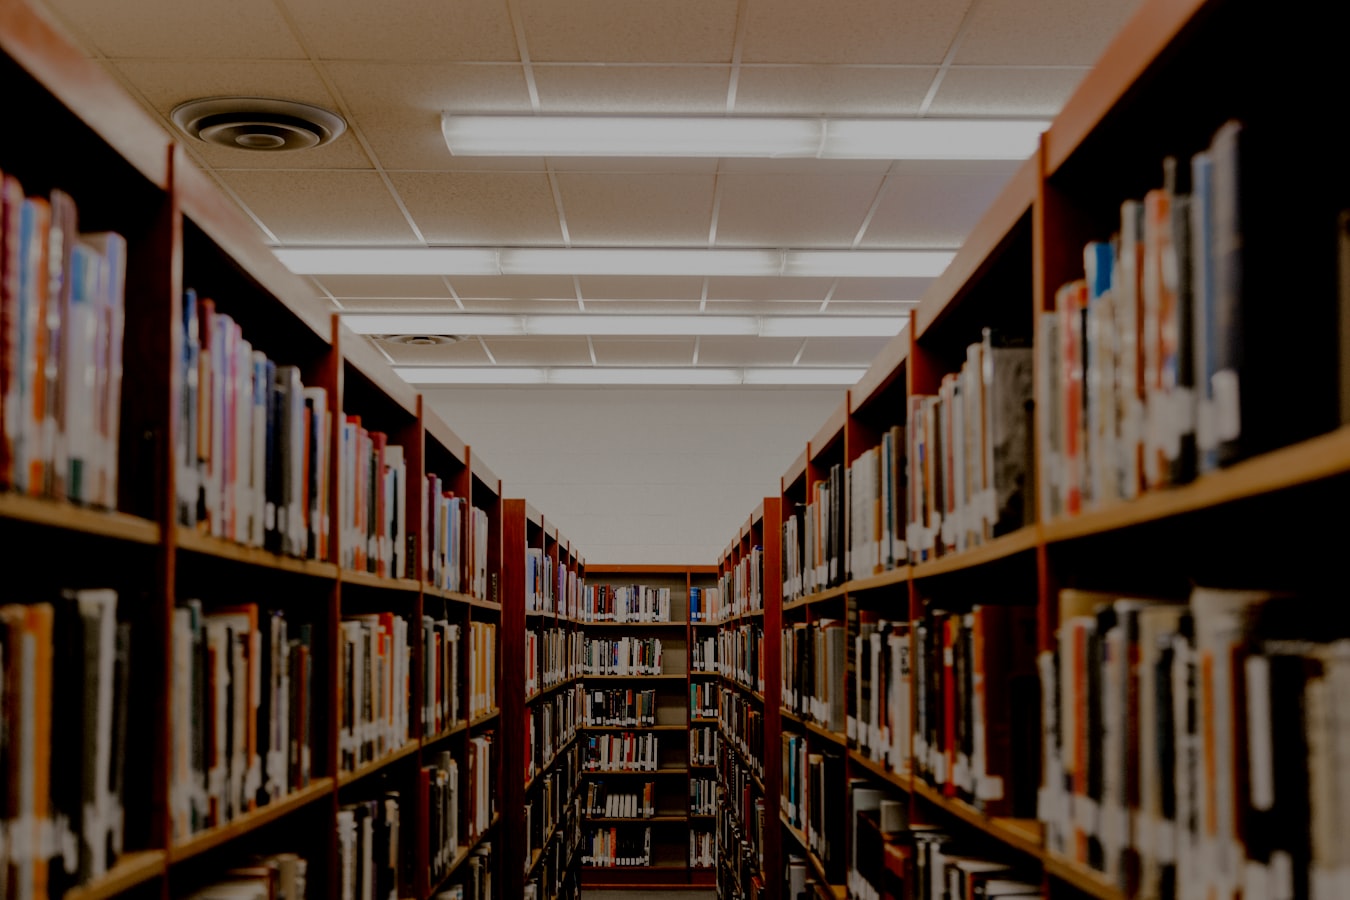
[1212,369,1241,442]
[976,773,1004,802]
[1155,819,1176,863]
[1245,655,1275,810]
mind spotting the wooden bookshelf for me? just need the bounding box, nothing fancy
[0,493,160,544]
[169,779,335,863]
[912,781,1045,859]
[337,740,422,787]
[175,527,339,577]
[61,851,166,900]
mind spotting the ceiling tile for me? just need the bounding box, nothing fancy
[460,298,583,313]
[732,66,935,115]
[325,62,534,171]
[860,160,1020,248]
[556,173,716,246]
[519,0,739,63]
[954,0,1140,66]
[796,336,890,365]
[220,171,418,244]
[831,277,931,303]
[111,59,373,169]
[715,158,894,176]
[448,275,577,299]
[388,172,562,244]
[705,277,831,302]
[318,275,453,298]
[548,159,721,175]
[41,0,304,58]
[825,301,916,316]
[534,65,731,113]
[334,298,464,312]
[698,337,801,366]
[284,0,519,61]
[487,337,593,365]
[582,300,703,314]
[742,0,973,64]
[372,337,492,365]
[701,300,825,315]
[929,66,1089,116]
[591,338,697,366]
[577,277,705,301]
[714,173,883,248]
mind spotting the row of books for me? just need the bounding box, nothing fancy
[691,776,717,816]
[425,483,488,599]
[582,780,656,818]
[849,615,911,774]
[337,794,400,900]
[781,735,845,883]
[913,603,1039,818]
[581,635,663,676]
[719,687,765,781]
[582,687,657,728]
[432,842,492,900]
[0,592,131,896]
[907,330,1034,563]
[1040,587,1350,900]
[423,616,461,737]
[182,853,308,900]
[579,584,671,623]
[848,426,907,579]
[581,826,650,867]
[171,600,314,841]
[527,685,582,785]
[782,619,846,734]
[692,632,718,672]
[423,749,464,888]
[691,724,718,766]
[690,829,714,868]
[690,681,719,719]
[847,815,1044,900]
[719,622,765,692]
[338,419,406,578]
[782,462,844,601]
[467,621,496,719]
[689,584,723,623]
[847,778,908,900]
[525,626,580,697]
[581,733,660,772]
[0,183,125,509]
[524,749,580,872]
[179,289,329,561]
[340,612,412,773]
[1037,120,1315,524]
[524,547,556,615]
[525,792,580,897]
[712,547,764,623]
[717,790,767,894]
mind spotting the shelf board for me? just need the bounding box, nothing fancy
[780,707,806,727]
[526,674,580,704]
[689,670,719,677]
[579,620,687,628]
[1043,854,1126,900]
[582,673,685,681]
[783,583,848,612]
[340,568,421,593]
[583,724,687,732]
[425,585,496,608]
[1043,427,1350,545]
[63,850,166,900]
[0,493,160,544]
[584,815,688,823]
[910,526,1039,579]
[778,812,842,898]
[469,709,500,728]
[844,566,912,594]
[690,717,718,725]
[721,676,766,704]
[525,733,579,793]
[912,780,1044,859]
[803,720,846,748]
[422,719,469,744]
[176,528,337,578]
[428,813,500,898]
[584,767,687,776]
[170,778,334,863]
[846,749,911,794]
[338,740,421,787]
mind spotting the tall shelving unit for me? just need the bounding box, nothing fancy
[578,564,719,891]
[718,1,1350,899]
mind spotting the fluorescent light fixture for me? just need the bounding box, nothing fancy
[394,366,867,386]
[442,115,1048,160]
[346,313,903,338]
[275,246,954,278]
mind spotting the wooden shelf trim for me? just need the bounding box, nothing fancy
[803,720,847,748]
[844,565,912,594]
[340,568,421,593]
[584,815,688,823]
[720,674,766,704]
[912,781,1044,859]
[582,724,687,732]
[176,528,338,577]
[910,525,1039,579]
[338,740,421,787]
[469,709,500,728]
[846,749,911,794]
[583,767,687,776]
[525,732,580,794]
[0,494,160,544]
[581,673,685,681]
[421,719,469,744]
[169,778,334,863]
[62,850,166,900]
[526,673,581,704]
[577,620,687,628]
[782,583,849,612]
[778,812,843,898]
[427,813,501,898]
[425,585,496,608]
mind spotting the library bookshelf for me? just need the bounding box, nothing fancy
[578,564,720,890]
[0,2,574,898]
[717,1,1350,899]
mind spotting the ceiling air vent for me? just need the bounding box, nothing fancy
[373,334,463,347]
[171,97,347,151]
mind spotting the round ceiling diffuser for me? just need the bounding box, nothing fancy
[374,334,463,347]
[171,97,347,151]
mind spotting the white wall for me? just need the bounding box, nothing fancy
[424,388,843,565]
